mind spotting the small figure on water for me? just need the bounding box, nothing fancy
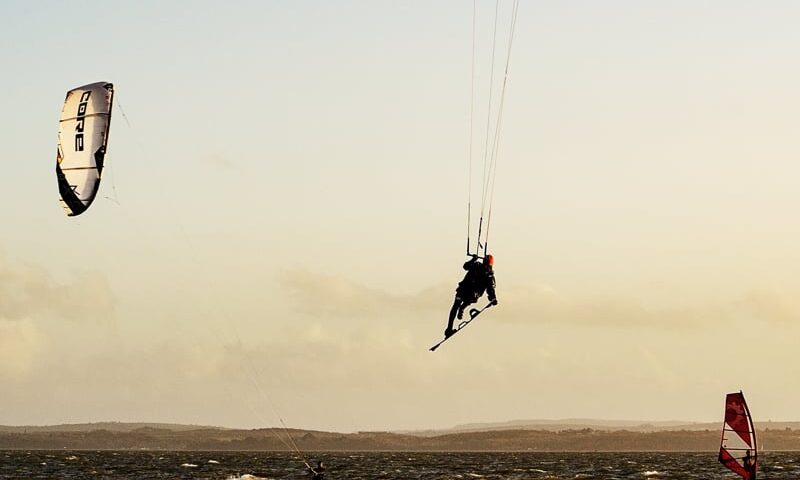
[444,254,497,337]
[308,460,326,479]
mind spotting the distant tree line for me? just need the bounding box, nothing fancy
[1,427,799,451]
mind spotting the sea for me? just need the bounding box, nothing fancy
[1,451,798,479]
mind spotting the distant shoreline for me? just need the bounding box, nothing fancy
[1,422,799,451]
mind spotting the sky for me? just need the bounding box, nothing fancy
[2,0,800,432]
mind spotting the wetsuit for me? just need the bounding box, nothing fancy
[309,463,326,480]
[446,257,497,335]
[743,451,756,479]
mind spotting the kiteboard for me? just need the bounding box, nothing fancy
[429,302,494,352]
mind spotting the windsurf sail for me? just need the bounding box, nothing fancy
[719,391,758,480]
[56,81,114,216]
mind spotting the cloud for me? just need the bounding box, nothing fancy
[4,277,797,429]
[277,268,693,328]
[201,154,236,170]
[735,289,800,323]
[0,321,461,428]
[278,268,800,329]
[277,268,447,318]
[491,284,702,328]
[0,254,114,323]
[0,320,46,380]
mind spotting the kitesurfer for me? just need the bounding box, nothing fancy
[309,461,326,479]
[444,254,497,337]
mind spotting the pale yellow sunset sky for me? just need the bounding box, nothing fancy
[2,1,800,431]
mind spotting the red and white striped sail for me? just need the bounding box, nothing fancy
[719,391,757,480]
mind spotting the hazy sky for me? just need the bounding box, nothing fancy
[3,0,800,432]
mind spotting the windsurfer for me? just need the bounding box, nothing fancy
[719,391,758,480]
[743,450,756,478]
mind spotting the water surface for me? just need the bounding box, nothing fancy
[2,451,798,479]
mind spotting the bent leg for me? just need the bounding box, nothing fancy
[447,298,461,331]
[459,296,477,318]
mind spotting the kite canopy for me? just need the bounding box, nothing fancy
[719,391,758,480]
[56,81,114,216]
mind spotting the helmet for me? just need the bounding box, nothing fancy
[485,254,494,267]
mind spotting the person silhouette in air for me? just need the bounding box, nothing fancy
[444,254,497,337]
